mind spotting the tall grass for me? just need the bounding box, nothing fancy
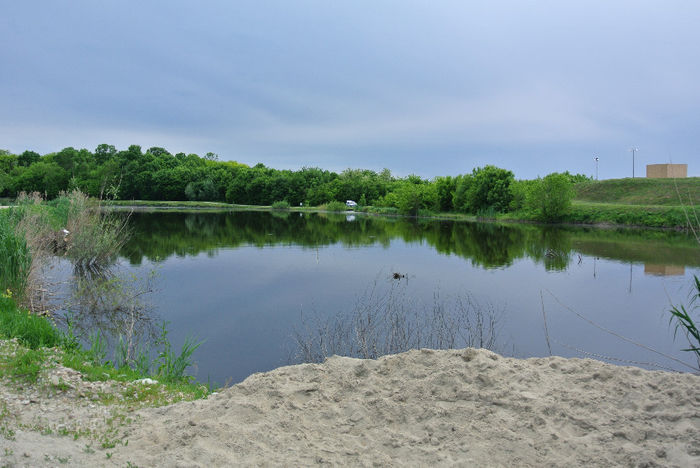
[10,192,69,310]
[0,212,31,298]
[63,191,130,268]
[4,191,131,312]
[153,323,202,383]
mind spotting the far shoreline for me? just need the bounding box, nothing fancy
[105,199,696,233]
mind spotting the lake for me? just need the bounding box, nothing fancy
[53,210,700,384]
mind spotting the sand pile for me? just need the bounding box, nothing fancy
[3,348,699,467]
[123,348,699,467]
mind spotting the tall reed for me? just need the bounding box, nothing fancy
[0,212,31,298]
[63,190,130,268]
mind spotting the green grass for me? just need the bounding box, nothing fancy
[0,295,63,349]
[561,201,695,228]
[0,347,45,383]
[574,177,700,206]
[107,200,235,208]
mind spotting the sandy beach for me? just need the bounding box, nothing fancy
[2,347,699,467]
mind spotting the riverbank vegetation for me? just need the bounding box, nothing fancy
[0,193,208,405]
[2,145,698,228]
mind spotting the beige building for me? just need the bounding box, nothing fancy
[646,163,687,178]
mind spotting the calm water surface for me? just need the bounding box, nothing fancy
[55,210,700,384]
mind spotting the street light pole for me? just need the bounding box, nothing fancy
[629,147,639,178]
[594,156,599,180]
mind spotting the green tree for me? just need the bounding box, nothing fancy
[11,162,69,198]
[185,179,218,201]
[525,172,575,221]
[468,165,514,213]
[0,152,17,173]
[561,171,592,185]
[94,144,117,164]
[509,179,536,212]
[433,176,456,212]
[0,171,8,196]
[452,174,473,213]
[394,182,438,216]
[17,150,41,167]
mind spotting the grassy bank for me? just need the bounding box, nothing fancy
[575,177,700,206]
[564,177,700,228]
[561,201,694,228]
[107,200,237,209]
[0,293,208,398]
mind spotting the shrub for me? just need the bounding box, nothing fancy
[526,173,575,221]
[271,200,290,210]
[454,166,514,213]
[324,201,347,212]
[471,165,514,213]
[560,171,593,185]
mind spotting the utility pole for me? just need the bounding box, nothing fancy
[629,147,638,178]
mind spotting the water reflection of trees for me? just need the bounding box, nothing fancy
[119,211,700,270]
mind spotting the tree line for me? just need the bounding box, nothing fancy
[0,145,590,220]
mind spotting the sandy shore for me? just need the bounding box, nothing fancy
[2,347,699,467]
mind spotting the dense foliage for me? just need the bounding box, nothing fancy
[0,145,591,218]
[525,173,575,221]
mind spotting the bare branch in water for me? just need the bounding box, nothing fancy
[291,278,503,363]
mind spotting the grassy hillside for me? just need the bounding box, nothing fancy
[574,177,700,206]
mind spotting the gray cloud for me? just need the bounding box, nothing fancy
[1,1,698,178]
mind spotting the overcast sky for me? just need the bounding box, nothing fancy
[1,1,698,179]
